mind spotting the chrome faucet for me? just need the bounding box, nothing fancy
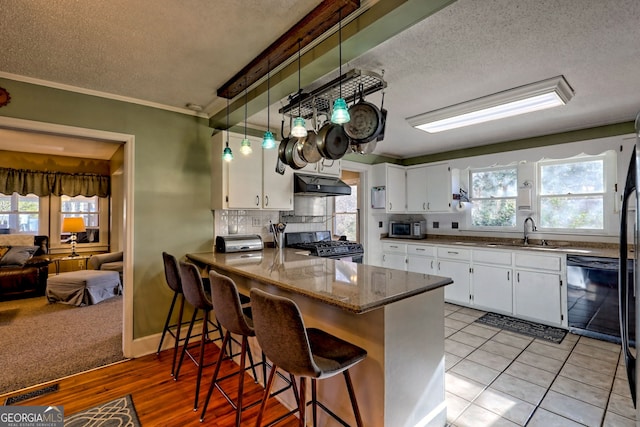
[523,216,536,245]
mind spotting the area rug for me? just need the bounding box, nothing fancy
[4,384,59,405]
[475,312,567,344]
[65,395,140,427]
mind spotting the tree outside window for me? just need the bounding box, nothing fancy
[539,158,604,229]
[470,167,518,227]
[334,184,358,241]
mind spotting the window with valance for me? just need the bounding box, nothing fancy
[0,167,110,197]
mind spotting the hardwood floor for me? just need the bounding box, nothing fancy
[1,343,300,426]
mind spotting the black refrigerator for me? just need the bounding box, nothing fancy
[619,112,640,417]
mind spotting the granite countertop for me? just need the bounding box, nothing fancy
[187,249,452,314]
[380,235,629,258]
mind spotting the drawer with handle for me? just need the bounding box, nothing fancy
[407,244,435,257]
[437,246,471,261]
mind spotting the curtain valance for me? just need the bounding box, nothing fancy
[0,168,110,197]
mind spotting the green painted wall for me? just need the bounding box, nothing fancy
[0,78,213,339]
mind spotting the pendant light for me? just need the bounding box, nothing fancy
[290,40,308,138]
[262,60,277,149]
[331,9,350,125]
[239,79,252,155]
[222,98,233,162]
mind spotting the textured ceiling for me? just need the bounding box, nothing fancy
[1,0,640,159]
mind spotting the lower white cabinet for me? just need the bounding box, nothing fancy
[437,247,471,305]
[382,242,407,271]
[407,244,436,274]
[514,252,563,326]
[472,264,513,314]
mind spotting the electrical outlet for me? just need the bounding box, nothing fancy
[452,222,459,229]
[78,260,84,268]
[378,221,383,228]
[433,221,439,229]
[252,217,260,226]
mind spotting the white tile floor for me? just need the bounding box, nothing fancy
[444,303,636,427]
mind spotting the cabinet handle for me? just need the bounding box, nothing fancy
[264,195,269,206]
[438,262,441,270]
[383,255,386,262]
[423,202,426,210]
[427,202,430,210]
[416,248,425,251]
[390,245,398,248]
[507,271,510,281]
[517,272,520,282]
[447,251,459,255]
[389,202,392,210]
[431,260,434,270]
[255,196,260,206]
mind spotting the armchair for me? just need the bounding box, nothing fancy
[89,251,123,282]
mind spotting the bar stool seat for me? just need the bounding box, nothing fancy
[250,288,367,427]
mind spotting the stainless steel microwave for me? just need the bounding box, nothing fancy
[389,221,426,239]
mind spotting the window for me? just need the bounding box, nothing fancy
[60,195,101,243]
[470,167,518,227]
[0,193,40,233]
[334,184,358,241]
[539,156,605,230]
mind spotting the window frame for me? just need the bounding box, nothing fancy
[468,165,519,230]
[536,152,614,234]
[333,183,359,242]
[49,195,110,253]
[0,192,47,234]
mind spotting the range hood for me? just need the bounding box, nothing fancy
[294,173,351,196]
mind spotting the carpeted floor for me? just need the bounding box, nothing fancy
[0,295,124,394]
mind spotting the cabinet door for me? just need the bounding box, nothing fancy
[227,135,263,209]
[514,270,562,326]
[438,259,471,305]
[425,163,451,212]
[386,165,406,212]
[262,147,293,210]
[473,264,513,314]
[382,252,407,271]
[406,166,428,212]
[408,255,435,274]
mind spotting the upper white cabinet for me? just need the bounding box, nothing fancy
[407,163,451,213]
[302,159,341,176]
[211,132,293,210]
[373,162,451,213]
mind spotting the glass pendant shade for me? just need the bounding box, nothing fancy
[262,130,276,149]
[240,138,252,155]
[331,98,350,124]
[291,117,307,137]
[222,145,233,162]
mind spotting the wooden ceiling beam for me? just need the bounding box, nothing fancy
[216,0,360,100]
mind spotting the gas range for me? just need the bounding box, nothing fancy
[285,231,364,262]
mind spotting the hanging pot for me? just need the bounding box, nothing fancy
[316,122,350,160]
[297,129,322,163]
[344,84,383,144]
[278,118,290,164]
[284,137,307,170]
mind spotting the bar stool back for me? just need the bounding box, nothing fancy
[250,288,367,427]
[156,252,187,376]
[174,261,224,411]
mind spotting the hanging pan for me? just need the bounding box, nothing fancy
[297,102,322,163]
[316,121,350,160]
[344,83,383,144]
[285,137,307,170]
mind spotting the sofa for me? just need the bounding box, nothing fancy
[0,235,50,300]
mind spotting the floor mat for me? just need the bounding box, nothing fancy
[65,395,140,427]
[475,312,567,344]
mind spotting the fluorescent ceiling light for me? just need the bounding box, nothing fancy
[407,76,574,133]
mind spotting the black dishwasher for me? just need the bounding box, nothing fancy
[567,255,635,344]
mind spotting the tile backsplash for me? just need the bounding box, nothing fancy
[213,210,333,245]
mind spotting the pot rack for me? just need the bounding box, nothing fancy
[279,69,386,119]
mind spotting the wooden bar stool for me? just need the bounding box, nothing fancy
[250,288,368,427]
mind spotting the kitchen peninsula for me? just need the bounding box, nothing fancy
[187,248,453,427]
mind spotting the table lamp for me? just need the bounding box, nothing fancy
[62,217,86,257]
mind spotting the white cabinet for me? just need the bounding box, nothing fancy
[211,132,293,210]
[425,163,451,212]
[514,252,563,326]
[407,244,436,274]
[406,166,429,213]
[437,246,471,305]
[471,249,513,314]
[301,159,341,176]
[406,163,451,213]
[385,164,406,213]
[381,241,407,270]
